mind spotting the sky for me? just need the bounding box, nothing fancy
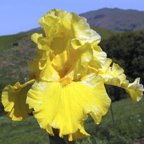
[0,0,144,36]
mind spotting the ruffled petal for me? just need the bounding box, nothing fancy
[89,50,107,69]
[71,13,101,49]
[29,9,102,82]
[98,62,126,87]
[52,50,68,75]
[27,74,110,141]
[33,9,101,52]
[1,80,35,121]
[97,61,143,101]
[125,78,144,101]
[29,50,60,81]
[39,61,60,81]
[66,44,93,81]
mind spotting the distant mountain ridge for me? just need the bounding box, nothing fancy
[80,8,144,32]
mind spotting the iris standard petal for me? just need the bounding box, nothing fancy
[71,13,101,49]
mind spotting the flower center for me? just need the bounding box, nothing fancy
[60,76,72,86]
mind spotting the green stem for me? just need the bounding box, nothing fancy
[110,103,115,124]
[48,129,76,144]
[49,135,66,144]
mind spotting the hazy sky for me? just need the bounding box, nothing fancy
[0,0,144,36]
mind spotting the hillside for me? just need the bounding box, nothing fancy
[0,33,37,91]
[0,31,34,52]
[81,8,144,32]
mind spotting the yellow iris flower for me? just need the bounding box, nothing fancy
[1,9,144,141]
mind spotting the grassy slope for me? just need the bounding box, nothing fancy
[0,31,34,52]
[0,34,36,90]
[0,98,144,144]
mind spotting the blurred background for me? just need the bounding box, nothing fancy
[0,0,144,144]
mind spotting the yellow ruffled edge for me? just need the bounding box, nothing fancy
[1,79,35,121]
[95,59,144,102]
[124,78,144,102]
[32,9,101,51]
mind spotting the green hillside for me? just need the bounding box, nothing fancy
[0,33,36,90]
[0,98,144,144]
[0,31,34,52]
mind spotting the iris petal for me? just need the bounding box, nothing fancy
[2,80,35,121]
[125,78,144,101]
[27,74,110,141]
[96,61,143,101]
